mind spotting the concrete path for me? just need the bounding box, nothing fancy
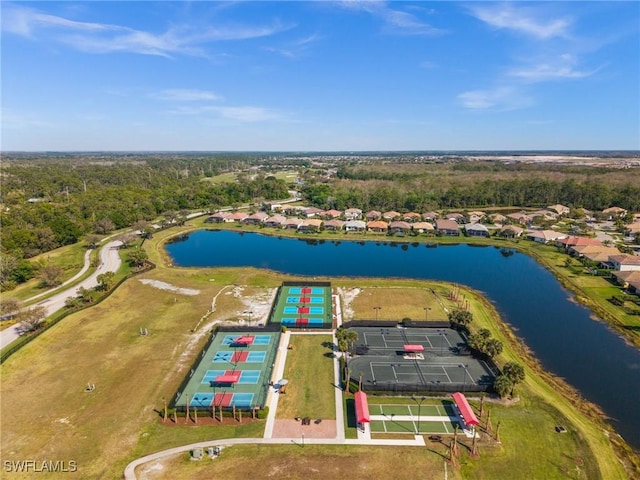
[263,330,291,438]
[0,240,122,350]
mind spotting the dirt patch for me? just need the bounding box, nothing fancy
[139,279,200,296]
[271,419,337,439]
[216,286,276,326]
[337,287,360,321]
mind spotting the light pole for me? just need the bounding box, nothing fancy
[423,306,431,322]
[411,394,427,434]
[374,306,381,321]
[459,364,469,392]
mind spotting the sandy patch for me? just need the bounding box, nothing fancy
[337,287,360,321]
[139,279,200,296]
[271,419,337,439]
[217,286,276,326]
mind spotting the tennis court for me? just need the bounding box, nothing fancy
[173,330,280,411]
[270,282,333,329]
[347,326,496,393]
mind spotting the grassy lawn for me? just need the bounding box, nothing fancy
[134,444,462,480]
[276,334,336,420]
[348,286,449,321]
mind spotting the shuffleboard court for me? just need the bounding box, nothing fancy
[272,283,333,328]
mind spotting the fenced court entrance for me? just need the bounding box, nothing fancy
[347,326,497,393]
[172,330,280,412]
[270,281,333,329]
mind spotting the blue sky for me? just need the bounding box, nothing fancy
[2,1,639,151]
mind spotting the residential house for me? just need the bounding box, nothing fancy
[228,212,249,222]
[612,271,640,293]
[608,254,640,271]
[324,219,345,232]
[283,218,303,230]
[557,236,603,250]
[367,220,389,233]
[319,209,342,219]
[464,223,489,237]
[298,219,323,233]
[365,210,382,221]
[547,204,570,216]
[445,213,465,223]
[570,244,620,259]
[283,205,307,216]
[499,225,524,238]
[304,207,324,218]
[422,212,439,222]
[467,211,486,224]
[602,206,627,219]
[525,230,567,244]
[345,220,366,232]
[389,221,411,235]
[489,213,507,225]
[344,208,363,220]
[243,212,269,225]
[264,215,287,228]
[412,222,435,234]
[529,210,558,222]
[435,219,460,236]
[205,212,232,223]
[267,203,283,213]
[402,212,422,223]
[506,212,532,225]
[625,223,640,235]
[382,211,402,221]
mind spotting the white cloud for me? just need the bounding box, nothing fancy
[508,54,600,81]
[458,86,533,111]
[153,89,222,102]
[337,0,444,35]
[469,4,571,39]
[263,33,322,59]
[167,104,282,123]
[1,5,292,58]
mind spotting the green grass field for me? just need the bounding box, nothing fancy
[276,334,336,420]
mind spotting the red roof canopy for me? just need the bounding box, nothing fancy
[354,391,370,424]
[404,344,425,352]
[233,335,254,345]
[452,392,479,426]
[215,372,241,384]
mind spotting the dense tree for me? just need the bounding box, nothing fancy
[448,309,473,328]
[16,306,46,333]
[493,374,513,398]
[336,327,358,353]
[127,248,148,268]
[38,263,64,287]
[96,271,116,291]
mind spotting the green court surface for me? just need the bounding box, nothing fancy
[370,419,459,435]
[369,403,456,417]
[270,282,333,328]
[173,330,280,411]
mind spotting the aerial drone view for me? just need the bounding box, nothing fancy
[1,1,639,479]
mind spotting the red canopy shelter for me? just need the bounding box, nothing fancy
[233,335,254,345]
[403,345,425,353]
[452,392,479,426]
[215,371,241,384]
[354,391,370,424]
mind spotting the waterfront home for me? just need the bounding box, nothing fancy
[243,212,269,225]
[283,218,304,230]
[345,220,366,232]
[367,220,389,233]
[525,229,567,244]
[464,223,489,237]
[298,219,323,233]
[205,211,232,223]
[499,225,524,238]
[324,219,345,232]
[435,219,460,236]
[389,221,411,235]
[412,222,435,234]
[608,254,640,271]
[264,215,287,228]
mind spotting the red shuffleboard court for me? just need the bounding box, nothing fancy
[213,392,234,407]
[300,297,311,303]
[301,287,312,294]
[296,318,308,326]
[231,351,249,363]
[298,306,310,314]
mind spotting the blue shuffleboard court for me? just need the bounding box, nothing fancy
[288,287,302,294]
[239,371,260,384]
[246,351,266,362]
[190,393,214,407]
[310,306,324,315]
[286,296,325,304]
[287,287,325,295]
[202,370,225,383]
[283,306,298,315]
[286,296,300,303]
[231,393,254,407]
[212,351,233,362]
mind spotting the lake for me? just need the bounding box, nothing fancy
[166,229,640,449]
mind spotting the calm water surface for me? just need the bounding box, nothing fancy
[166,230,640,449]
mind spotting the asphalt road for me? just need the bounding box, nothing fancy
[0,240,122,350]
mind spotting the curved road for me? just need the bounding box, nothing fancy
[0,240,122,350]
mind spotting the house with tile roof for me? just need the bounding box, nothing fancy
[435,219,460,236]
[367,220,389,233]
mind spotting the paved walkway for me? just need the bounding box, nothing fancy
[0,240,122,350]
